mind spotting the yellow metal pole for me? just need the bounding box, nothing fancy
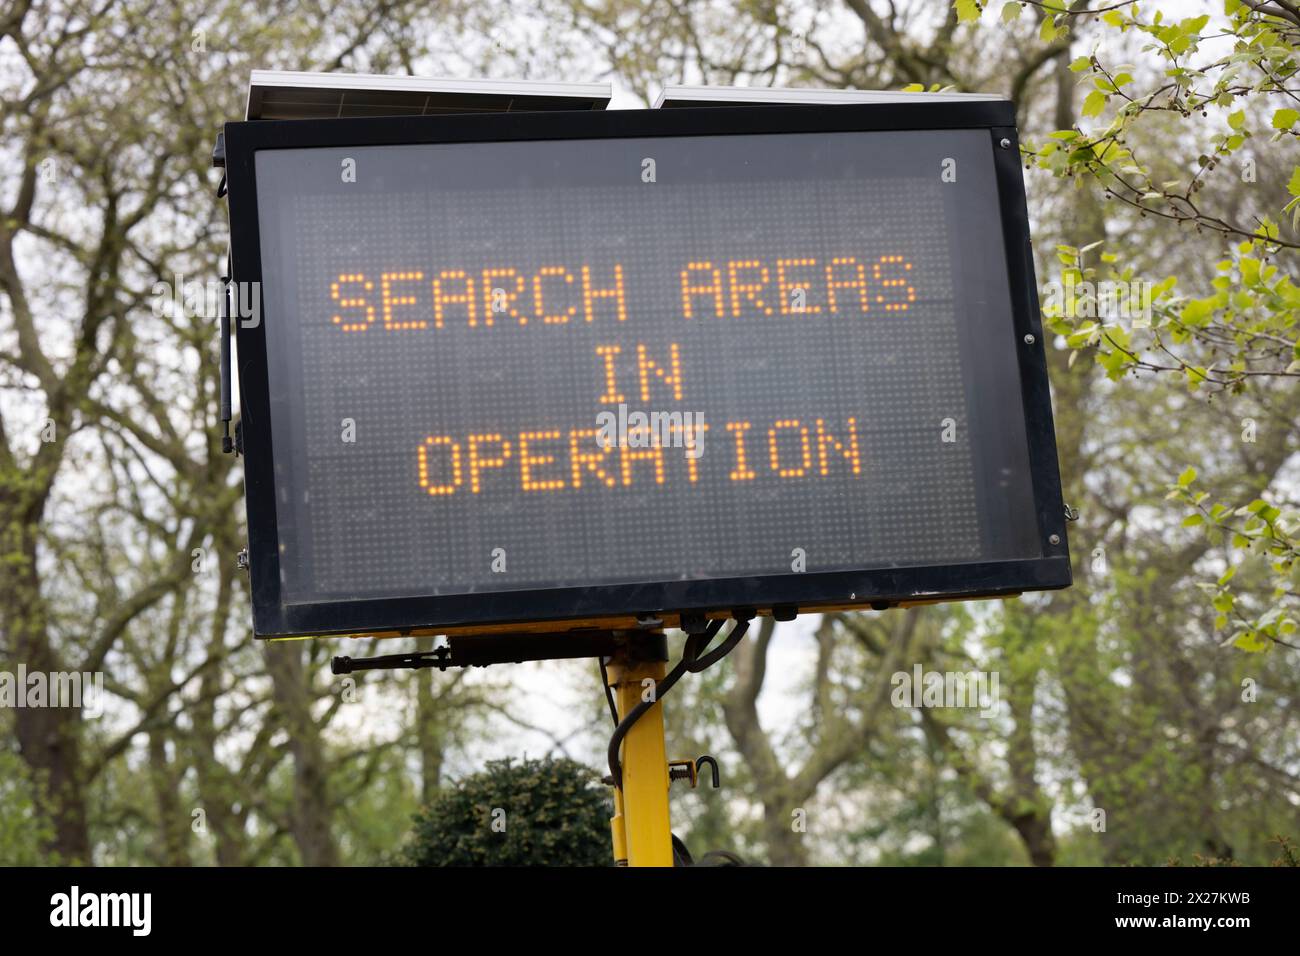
[605,649,673,867]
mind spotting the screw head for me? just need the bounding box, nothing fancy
[1000,137,1012,149]
[1049,534,1061,546]
[1024,333,1036,345]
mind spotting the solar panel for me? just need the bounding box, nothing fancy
[652,85,1006,109]
[246,70,611,120]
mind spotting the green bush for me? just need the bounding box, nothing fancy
[404,756,612,867]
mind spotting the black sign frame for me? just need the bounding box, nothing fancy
[223,101,1071,639]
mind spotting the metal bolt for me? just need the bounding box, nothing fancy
[1049,534,1061,546]
[236,548,249,570]
[1000,137,1012,149]
[1024,333,1036,345]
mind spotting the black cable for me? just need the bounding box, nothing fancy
[688,618,749,672]
[606,657,690,790]
[671,833,694,867]
[606,615,749,790]
[598,657,619,727]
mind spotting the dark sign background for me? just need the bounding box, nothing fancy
[252,128,1041,606]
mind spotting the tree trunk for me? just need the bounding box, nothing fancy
[415,666,444,806]
[762,799,811,866]
[3,507,90,863]
[189,567,247,867]
[147,731,191,866]
[264,642,339,866]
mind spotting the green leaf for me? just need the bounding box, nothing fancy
[1228,110,1246,130]
[1179,296,1218,326]
[1177,466,1197,487]
[1271,108,1299,130]
[1000,2,1022,23]
[956,0,983,23]
[1234,632,1269,653]
[1082,90,1107,118]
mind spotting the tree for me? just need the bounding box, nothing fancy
[0,0,509,866]
[5,0,1297,868]
[404,757,612,867]
[997,0,1300,652]
[572,0,1300,867]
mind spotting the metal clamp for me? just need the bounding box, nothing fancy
[668,755,721,790]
